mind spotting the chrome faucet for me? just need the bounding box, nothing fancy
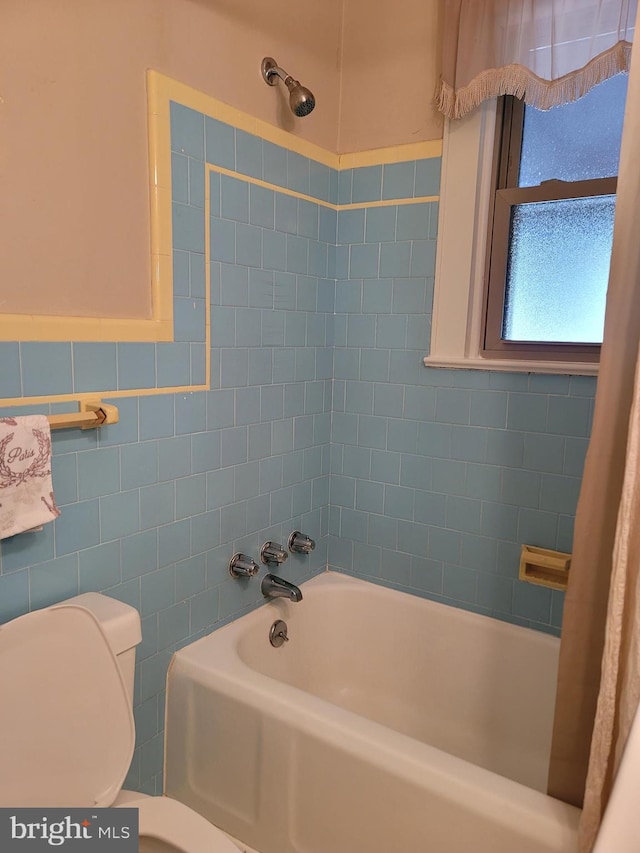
[228,553,259,578]
[261,573,303,602]
[288,531,316,554]
[260,541,288,566]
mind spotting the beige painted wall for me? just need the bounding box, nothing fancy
[1,0,341,319]
[1,0,442,321]
[338,0,443,153]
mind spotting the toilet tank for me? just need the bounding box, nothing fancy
[57,592,142,701]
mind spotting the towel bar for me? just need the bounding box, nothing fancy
[47,401,119,431]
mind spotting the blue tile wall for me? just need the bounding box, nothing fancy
[0,106,335,796]
[0,103,595,796]
[329,169,595,642]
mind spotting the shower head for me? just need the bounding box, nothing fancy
[261,57,316,118]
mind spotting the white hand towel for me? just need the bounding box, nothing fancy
[0,415,60,539]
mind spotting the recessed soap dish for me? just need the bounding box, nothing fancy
[519,544,571,590]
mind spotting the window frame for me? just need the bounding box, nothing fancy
[481,96,616,362]
[426,99,601,376]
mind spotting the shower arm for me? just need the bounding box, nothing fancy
[262,58,296,90]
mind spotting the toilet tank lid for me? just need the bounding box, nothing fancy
[58,593,142,655]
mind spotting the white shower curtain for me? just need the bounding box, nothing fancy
[569,30,640,853]
[585,344,640,850]
[546,5,640,821]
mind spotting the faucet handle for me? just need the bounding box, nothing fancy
[260,541,289,565]
[229,553,260,578]
[288,531,316,554]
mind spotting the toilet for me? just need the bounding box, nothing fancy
[0,593,241,853]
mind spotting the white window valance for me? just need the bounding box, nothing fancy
[437,0,636,119]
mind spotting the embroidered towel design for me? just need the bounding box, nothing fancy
[0,415,60,539]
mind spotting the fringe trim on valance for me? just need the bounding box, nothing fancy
[436,41,632,119]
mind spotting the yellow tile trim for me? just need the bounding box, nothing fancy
[210,162,439,210]
[339,140,443,169]
[203,165,212,389]
[340,195,439,211]
[147,70,442,170]
[210,163,336,209]
[0,386,209,409]
[0,314,173,343]
[147,72,173,191]
[146,71,174,328]
[149,70,339,169]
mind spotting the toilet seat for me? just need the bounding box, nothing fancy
[117,796,240,852]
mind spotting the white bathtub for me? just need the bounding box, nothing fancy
[164,571,580,853]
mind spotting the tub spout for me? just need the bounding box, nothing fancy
[261,573,303,602]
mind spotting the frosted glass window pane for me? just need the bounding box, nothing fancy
[519,74,628,187]
[503,196,615,343]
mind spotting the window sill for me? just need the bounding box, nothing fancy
[423,354,598,376]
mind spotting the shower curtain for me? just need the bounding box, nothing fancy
[436,3,640,842]
[548,26,640,853]
[582,344,640,849]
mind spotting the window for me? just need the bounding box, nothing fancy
[427,75,628,376]
[483,75,628,363]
